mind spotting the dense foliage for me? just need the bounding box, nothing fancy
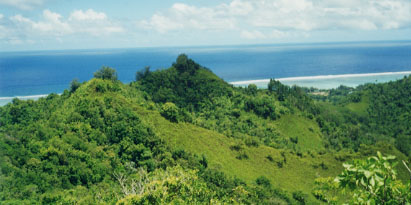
[365,77,411,156]
[1,55,410,204]
[306,76,411,156]
[136,54,231,111]
[314,152,411,204]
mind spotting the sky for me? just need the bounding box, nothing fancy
[0,0,411,51]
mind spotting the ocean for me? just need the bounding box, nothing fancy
[1,41,411,106]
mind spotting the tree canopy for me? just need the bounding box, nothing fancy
[94,66,118,81]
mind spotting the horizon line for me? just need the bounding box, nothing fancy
[2,39,411,53]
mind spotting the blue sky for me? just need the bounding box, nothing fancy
[1,0,411,51]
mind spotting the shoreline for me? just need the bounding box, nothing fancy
[0,94,50,101]
[0,94,58,106]
[229,71,411,85]
[1,71,410,106]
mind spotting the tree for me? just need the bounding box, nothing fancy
[135,66,150,81]
[94,66,118,81]
[172,54,200,74]
[69,78,81,93]
[267,79,289,101]
[247,84,258,95]
[267,79,276,92]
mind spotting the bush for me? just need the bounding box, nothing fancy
[292,191,307,204]
[256,176,271,188]
[290,136,298,144]
[236,151,249,160]
[230,142,244,151]
[336,152,411,204]
[160,102,179,122]
[320,162,328,170]
[276,161,283,168]
[266,155,274,162]
[116,166,220,204]
[296,150,303,158]
[245,136,259,147]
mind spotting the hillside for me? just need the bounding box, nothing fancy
[1,55,410,204]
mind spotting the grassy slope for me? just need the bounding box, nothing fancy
[132,101,341,203]
[63,79,409,203]
[274,115,324,151]
[345,94,370,117]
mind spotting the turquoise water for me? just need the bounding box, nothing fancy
[231,72,411,89]
[0,95,48,107]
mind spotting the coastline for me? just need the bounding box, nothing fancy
[230,71,411,89]
[1,71,410,106]
[0,94,52,106]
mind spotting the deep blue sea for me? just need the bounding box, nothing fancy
[1,41,411,105]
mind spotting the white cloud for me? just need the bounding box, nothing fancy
[10,10,72,36]
[241,30,266,39]
[141,2,236,33]
[140,0,411,39]
[69,9,107,21]
[4,9,123,42]
[68,9,124,36]
[241,29,288,39]
[36,10,71,33]
[0,0,45,10]
[141,14,183,33]
[223,0,253,15]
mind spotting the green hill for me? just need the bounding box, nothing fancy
[1,55,410,204]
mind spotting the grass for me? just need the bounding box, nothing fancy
[345,94,370,117]
[274,114,324,151]
[131,102,342,203]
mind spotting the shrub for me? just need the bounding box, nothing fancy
[320,162,328,170]
[245,136,259,147]
[314,152,411,204]
[290,136,298,144]
[160,102,179,122]
[236,151,249,160]
[116,166,220,204]
[230,142,244,151]
[336,152,411,204]
[292,191,307,204]
[256,176,271,188]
